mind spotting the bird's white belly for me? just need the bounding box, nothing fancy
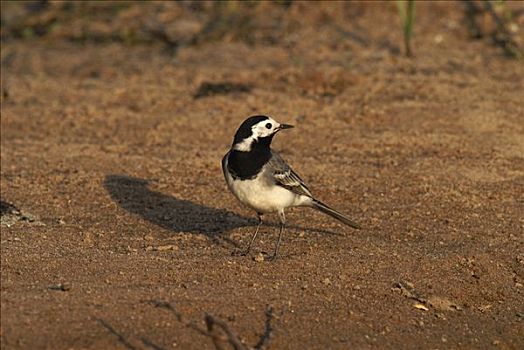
[227,174,297,213]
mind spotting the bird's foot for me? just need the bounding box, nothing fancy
[267,253,279,262]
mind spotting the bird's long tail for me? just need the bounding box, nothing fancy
[311,199,361,229]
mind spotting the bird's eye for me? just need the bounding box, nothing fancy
[265,123,272,129]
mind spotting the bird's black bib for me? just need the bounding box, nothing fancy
[227,136,273,180]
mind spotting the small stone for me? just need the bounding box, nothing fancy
[49,283,71,291]
[413,303,429,311]
[20,212,36,222]
[427,296,460,311]
[254,253,265,262]
[322,278,331,285]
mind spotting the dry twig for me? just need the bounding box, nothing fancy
[149,300,276,350]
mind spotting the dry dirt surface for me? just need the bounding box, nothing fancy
[1,2,524,349]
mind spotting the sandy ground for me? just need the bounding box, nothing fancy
[1,2,524,349]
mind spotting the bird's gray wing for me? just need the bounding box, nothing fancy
[267,151,313,197]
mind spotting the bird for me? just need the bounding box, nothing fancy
[222,115,361,260]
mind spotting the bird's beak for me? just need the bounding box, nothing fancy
[277,124,294,131]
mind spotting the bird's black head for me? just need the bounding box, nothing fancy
[232,115,293,152]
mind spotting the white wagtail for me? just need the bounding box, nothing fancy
[222,115,361,260]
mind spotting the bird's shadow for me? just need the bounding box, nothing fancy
[104,175,342,248]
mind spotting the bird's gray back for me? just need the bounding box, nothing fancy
[266,150,312,197]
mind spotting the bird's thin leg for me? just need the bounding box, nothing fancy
[269,210,286,261]
[241,213,263,255]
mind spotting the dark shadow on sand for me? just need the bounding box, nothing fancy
[104,175,253,236]
[104,175,342,247]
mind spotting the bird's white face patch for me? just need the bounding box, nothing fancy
[251,117,280,139]
[233,117,281,152]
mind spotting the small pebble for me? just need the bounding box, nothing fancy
[254,253,265,262]
[49,283,71,291]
